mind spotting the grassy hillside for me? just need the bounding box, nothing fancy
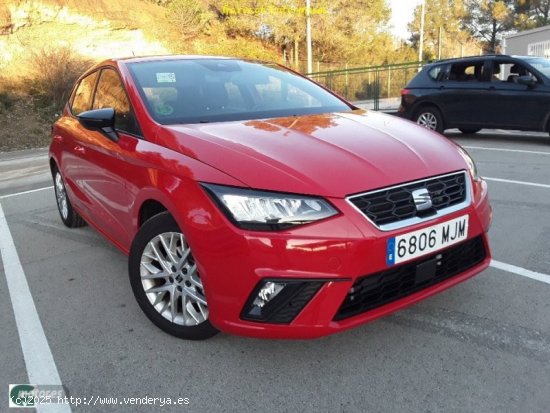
[0,0,281,151]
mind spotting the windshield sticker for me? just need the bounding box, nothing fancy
[156,72,176,83]
[155,103,174,116]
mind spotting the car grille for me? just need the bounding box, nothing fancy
[348,171,468,229]
[333,236,486,321]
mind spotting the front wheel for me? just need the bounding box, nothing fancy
[53,168,86,228]
[129,212,219,340]
[414,106,444,134]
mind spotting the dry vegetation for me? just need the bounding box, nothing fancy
[0,0,282,152]
[0,47,95,152]
[0,81,52,152]
[2,0,548,152]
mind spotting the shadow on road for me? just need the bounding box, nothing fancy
[445,130,549,147]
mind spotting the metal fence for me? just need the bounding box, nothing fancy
[307,61,426,111]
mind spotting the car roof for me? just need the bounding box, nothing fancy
[113,55,239,64]
[86,55,273,73]
[426,54,539,66]
[82,55,270,77]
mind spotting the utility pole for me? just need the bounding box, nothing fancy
[306,0,313,74]
[418,0,425,63]
[438,26,442,60]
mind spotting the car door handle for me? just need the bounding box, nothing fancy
[74,146,86,155]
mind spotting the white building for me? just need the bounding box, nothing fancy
[504,25,550,57]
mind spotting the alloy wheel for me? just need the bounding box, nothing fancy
[140,232,208,326]
[416,112,438,130]
[55,172,69,220]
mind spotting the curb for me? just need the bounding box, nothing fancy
[0,147,49,162]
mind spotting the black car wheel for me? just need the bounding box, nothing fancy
[129,212,219,340]
[414,106,444,133]
[53,168,86,228]
[459,128,481,134]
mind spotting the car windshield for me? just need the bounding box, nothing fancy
[128,59,353,124]
[521,57,550,78]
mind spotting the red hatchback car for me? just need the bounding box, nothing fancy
[49,56,492,340]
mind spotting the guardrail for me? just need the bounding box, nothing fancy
[307,61,427,111]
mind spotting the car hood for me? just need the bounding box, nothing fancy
[157,110,468,198]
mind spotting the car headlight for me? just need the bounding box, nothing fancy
[457,147,480,181]
[202,183,338,230]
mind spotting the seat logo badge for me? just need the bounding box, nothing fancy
[412,188,433,211]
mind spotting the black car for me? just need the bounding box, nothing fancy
[399,55,550,134]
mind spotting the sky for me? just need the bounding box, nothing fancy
[389,0,422,39]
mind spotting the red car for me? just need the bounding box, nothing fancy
[49,56,492,340]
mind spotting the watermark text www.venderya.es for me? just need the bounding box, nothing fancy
[56,395,190,407]
[9,384,190,408]
[222,4,327,16]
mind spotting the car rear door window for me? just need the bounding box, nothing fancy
[71,71,98,115]
[93,68,140,135]
[428,65,448,81]
[447,62,487,82]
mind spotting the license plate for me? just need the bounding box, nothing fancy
[386,215,469,266]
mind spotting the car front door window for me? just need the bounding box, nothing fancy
[71,71,99,115]
[93,68,141,136]
[491,61,537,84]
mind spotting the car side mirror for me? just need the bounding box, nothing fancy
[516,75,537,87]
[77,108,119,142]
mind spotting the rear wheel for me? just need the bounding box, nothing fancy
[53,168,86,228]
[129,212,219,340]
[459,128,481,134]
[414,106,444,133]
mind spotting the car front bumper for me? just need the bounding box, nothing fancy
[186,177,492,339]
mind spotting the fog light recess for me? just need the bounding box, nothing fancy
[241,279,324,324]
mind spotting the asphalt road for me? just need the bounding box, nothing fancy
[0,129,549,412]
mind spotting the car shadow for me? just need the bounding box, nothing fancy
[445,130,550,147]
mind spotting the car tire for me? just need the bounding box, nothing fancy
[129,212,219,340]
[414,106,444,133]
[459,128,481,134]
[53,168,86,228]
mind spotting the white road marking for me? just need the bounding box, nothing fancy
[464,146,550,156]
[0,186,53,200]
[491,260,550,285]
[0,153,48,165]
[0,203,71,413]
[484,177,550,189]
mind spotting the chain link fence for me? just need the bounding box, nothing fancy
[307,61,426,111]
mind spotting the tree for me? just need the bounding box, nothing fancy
[312,0,392,64]
[515,0,550,29]
[409,0,474,60]
[214,0,392,69]
[531,0,550,26]
[168,0,214,39]
[463,0,515,53]
[155,0,411,69]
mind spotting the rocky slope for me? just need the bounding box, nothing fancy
[0,0,170,76]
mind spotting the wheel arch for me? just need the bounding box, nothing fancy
[138,199,169,227]
[412,101,446,131]
[49,157,58,176]
[543,110,550,132]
